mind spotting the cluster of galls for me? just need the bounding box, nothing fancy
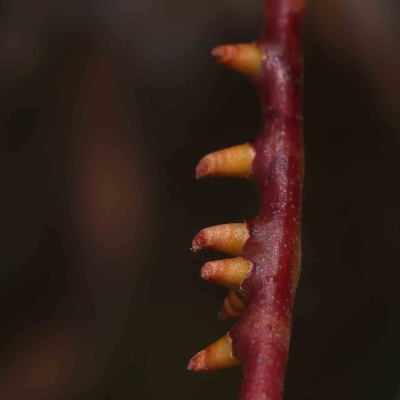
[187,42,264,372]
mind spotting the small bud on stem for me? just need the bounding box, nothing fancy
[196,144,255,179]
[192,223,250,256]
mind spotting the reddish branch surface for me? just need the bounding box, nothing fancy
[188,1,305,399]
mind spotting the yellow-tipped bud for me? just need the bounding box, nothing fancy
[201,257,252,289]
[218,289,245,320]
[196,143,255,179]
[192,223,249,256]
[187,333,240,372]
[212,43,264,76]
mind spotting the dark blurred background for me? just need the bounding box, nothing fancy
[0,0,399,399]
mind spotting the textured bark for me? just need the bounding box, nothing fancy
[189,1,305,399]
[232,1,305,399]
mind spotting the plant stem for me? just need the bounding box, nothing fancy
[188,1,305,399]
[231,1,305,399]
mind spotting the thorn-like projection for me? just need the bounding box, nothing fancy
[189,0,306,396]
[196,143,255,179]
[218,289,245,320]
[201,257,252,289]
[188,333,240,372]
[192,223,250,257]
[212,43,264,76]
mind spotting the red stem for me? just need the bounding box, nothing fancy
[231,1,305,399]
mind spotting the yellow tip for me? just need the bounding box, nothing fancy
[218,289,245,320]
[212,43,264,76]
[201,257,252,289]
[188,334,240,372]
[196,143,255,179]
[192,223,249,256]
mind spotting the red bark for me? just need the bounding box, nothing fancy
[189,1,305,399]
[232,1,305,399]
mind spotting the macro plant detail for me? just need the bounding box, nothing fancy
[188,0,305,399]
